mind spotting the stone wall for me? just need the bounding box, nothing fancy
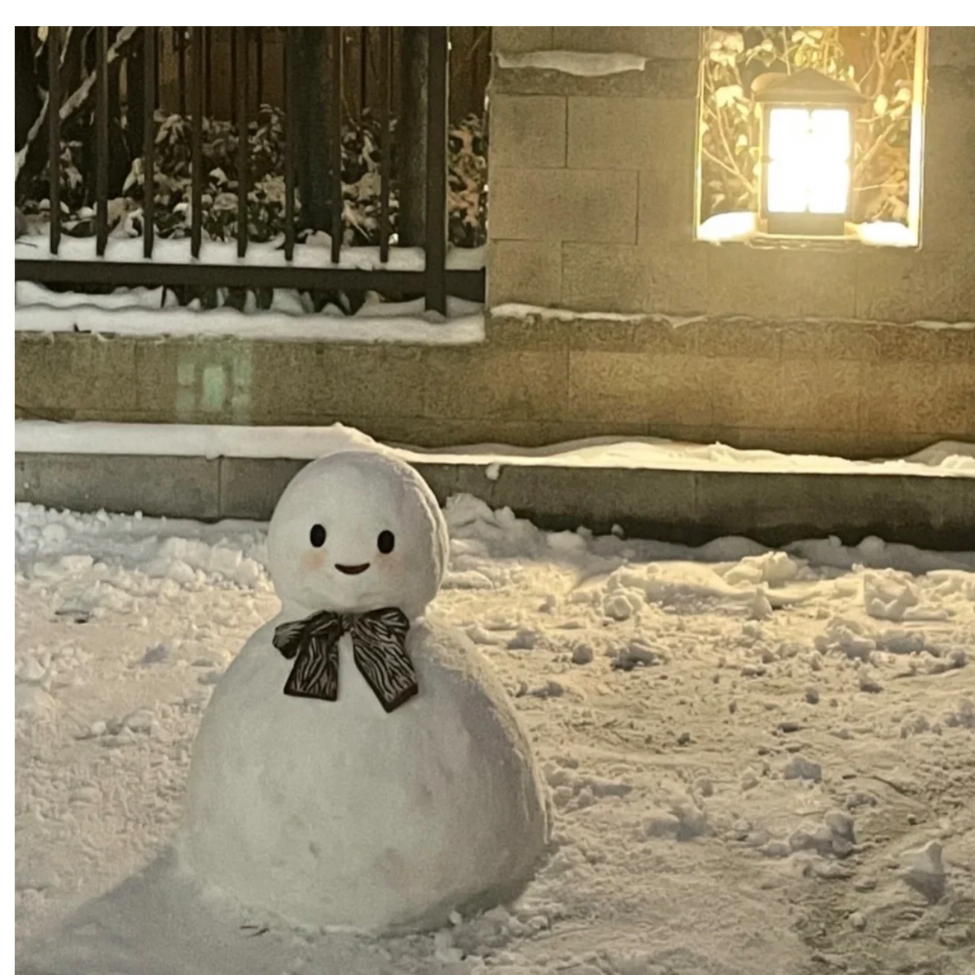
[15,310,975,458]
[478,26,975,455]
[487,26,975,322]
[13,28,975,461]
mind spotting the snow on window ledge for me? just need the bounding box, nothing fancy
[853,221,918,247]
[696,210,919,248]
[697,211,759,243]
[495,50,647,77]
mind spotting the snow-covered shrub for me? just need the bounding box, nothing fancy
[21,105,487,249]
[449,113,488,248]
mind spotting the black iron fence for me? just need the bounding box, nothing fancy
[153,27,490,128]
[14,26,487,315]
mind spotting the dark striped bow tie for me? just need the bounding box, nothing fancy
[272,607,416,713]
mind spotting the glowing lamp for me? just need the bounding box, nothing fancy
[752,69,867,237]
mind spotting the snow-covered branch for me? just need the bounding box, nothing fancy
[14,27,139,183]
[60,27,138,122]
[15,93,49,180]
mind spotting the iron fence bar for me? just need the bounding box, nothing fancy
[203,27,212,117]
[153,29,160,109]
[360,27,368,110]
[379,26,391,264]
[177,28,187,117]
[330,26,344,265]
[235,26,248,258]
[255,29,264,106]
[15,259,485,300]
[190,27,204,258]
[283,27,296,262]
[47,26,62,256]
[230,28,237,101]
[22,25,489,310]
[95,26,109,256]
[143,27,156,259]
[424,26,448,314]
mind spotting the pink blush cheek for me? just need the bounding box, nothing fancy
[300,550,328,573]
[376,551,406,576]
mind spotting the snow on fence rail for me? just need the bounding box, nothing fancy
[14,27,484,314]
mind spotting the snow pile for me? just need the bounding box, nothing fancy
[15,497,975,975]
[908,440,975,469]
[15,504,270,583]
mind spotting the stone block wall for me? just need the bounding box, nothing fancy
[487,26,975,322]
[477,26,975,455]
[488,26,975,323]
[15,311,975,459]
[13,28,975,461]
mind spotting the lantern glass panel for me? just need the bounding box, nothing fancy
[766,106,853,216]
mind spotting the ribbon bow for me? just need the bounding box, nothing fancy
[272,607,416,713]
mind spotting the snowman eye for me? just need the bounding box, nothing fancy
[377,530,395,554]
[309,524,327,548]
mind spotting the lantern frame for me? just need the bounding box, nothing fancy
[753,68,868,238]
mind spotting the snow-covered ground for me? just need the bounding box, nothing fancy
[15,498,975,975]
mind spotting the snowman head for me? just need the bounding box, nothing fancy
[267,449,449,619]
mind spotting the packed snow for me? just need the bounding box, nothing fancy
[16,419,975,478]
[14,495,975,975]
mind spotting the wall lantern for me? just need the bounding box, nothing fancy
[752,68,867,237]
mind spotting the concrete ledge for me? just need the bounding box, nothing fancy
[15,453,975,550]
[16,453,222,522]
[220,457,307,520]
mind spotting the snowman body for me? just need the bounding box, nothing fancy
[177,450,549,933]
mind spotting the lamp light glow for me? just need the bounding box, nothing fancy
[753,69,867,237]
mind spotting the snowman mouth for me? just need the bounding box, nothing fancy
[335,563,371,575]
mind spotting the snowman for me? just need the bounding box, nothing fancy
[176,448,549,934]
